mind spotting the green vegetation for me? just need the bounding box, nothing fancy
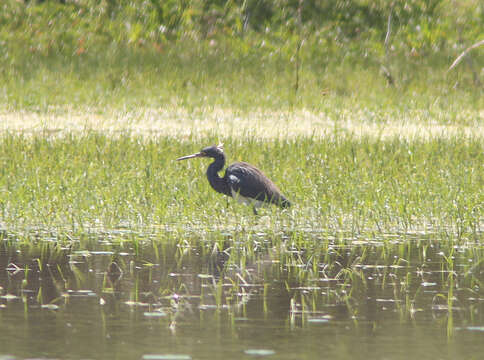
[0,2,482,359]
[0,1,482,238]
[1,229,483,357]
[0,0,482,114]
[0,134,482,238]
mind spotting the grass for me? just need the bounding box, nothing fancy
[0,3,482,358]
[0,133,482,238]
[1,3,482,118]
[1,228,482,333]
[2,105,484,140]
[1,2,481,131]
[1,38,482,116]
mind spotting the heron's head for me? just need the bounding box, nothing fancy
[176,144,224,161]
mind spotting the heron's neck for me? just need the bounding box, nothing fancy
[207,154,230,196]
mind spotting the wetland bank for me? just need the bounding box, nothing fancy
[1,0,483,359]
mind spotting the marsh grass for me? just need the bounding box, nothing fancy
[2,105,484,140]
[1,26,482,119]
[0,4,481,242]
[0,133,482,238]
[0,3,482,358]
[1,229,482,337]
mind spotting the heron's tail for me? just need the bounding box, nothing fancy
[279,196,291,208]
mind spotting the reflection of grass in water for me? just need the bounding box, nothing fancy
[2,231,481,332]
[0,134,482,236]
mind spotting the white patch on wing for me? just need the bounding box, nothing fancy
[228,174,240,184]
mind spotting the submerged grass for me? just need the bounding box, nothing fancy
[1,230,482,334]
[0,3,482,358]
[0,133,482,238]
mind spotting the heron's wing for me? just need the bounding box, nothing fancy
[225,162,287,205]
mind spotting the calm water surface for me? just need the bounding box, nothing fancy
[0,230,483,359]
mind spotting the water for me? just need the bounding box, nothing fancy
[0,231,483,359]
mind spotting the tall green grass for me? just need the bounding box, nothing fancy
[0,1,482,115]
[0,133,482,237]
[1,36,482,116]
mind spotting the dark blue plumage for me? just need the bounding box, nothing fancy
[177,145,291,214]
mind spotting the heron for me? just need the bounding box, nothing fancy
[176,144,291,214]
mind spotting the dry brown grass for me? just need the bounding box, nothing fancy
[2,107,483,139]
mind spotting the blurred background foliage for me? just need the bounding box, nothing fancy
[1,0,482,58]
[0,0,482,111]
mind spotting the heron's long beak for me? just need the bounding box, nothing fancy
[176,152,204,161]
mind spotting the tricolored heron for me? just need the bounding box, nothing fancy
[176,144,291,214]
